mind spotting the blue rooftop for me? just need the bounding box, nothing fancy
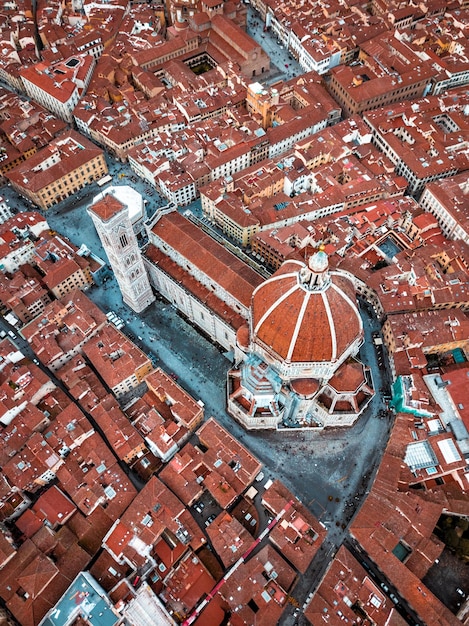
[377,236,402,260]
[40,572,119,626]
[273,201,289,211]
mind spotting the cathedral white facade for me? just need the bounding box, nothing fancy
[142,208,263,351]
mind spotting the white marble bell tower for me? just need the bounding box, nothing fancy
[88,194,155,313]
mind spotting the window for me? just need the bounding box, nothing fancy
[120,233,128,248]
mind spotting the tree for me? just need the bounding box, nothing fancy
[456,538,469,560]
[444,528,460,550]
[457,519,469,533]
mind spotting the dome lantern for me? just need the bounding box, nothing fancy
[299,246,330,291]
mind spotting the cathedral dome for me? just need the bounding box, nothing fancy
[251,251,362,366]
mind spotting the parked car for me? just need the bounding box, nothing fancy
[205,514,216,527]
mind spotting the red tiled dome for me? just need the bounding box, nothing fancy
[327,360,366,392]
[290,378,320,398]
[236,324,250,351]
[251,257,362,364]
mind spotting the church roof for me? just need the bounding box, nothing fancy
[251,256,362,364]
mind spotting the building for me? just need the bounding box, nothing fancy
[0,196,14,224]
[0,534,90,626]
[88,192,155,313]
[382,309,469,378]
[38,572,122,626]
[20,290,107,371]
[262,479,326,573]
[82,324,153,398]
[419,173,469,244]
[126,367,204,462]
[349,413,464,626]
[0,212,50,274]
[90,395,147,463]
[228,247,374,429]
[305,545,402,625]
[17,486,77,531]
[160,417,263,509]
[102,475,205,575]
[0,266,52,325]
[206,511,253,568]
[159,550,220,622]
[363,93,469,197]
[203,14,270,81]
[55,427,137,518]
[2,430,65,495]
[251,222,315,271]
[33,234,95,298]
[200,117,402,249]
[20,54,95,123]
[246,74,340,132]
[56,355,159,475]
[6,130,108,210]
[0,91,68,178]
[327,33,436,118]
[364,241,469,320]
[218,545,297,625]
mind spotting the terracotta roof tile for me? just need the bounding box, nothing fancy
[88,193,126,222]
[219,544,296,626]
[262,480,326,573]
[350,416,461,626]
[148,211,263,309]
[305,545,403,626]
